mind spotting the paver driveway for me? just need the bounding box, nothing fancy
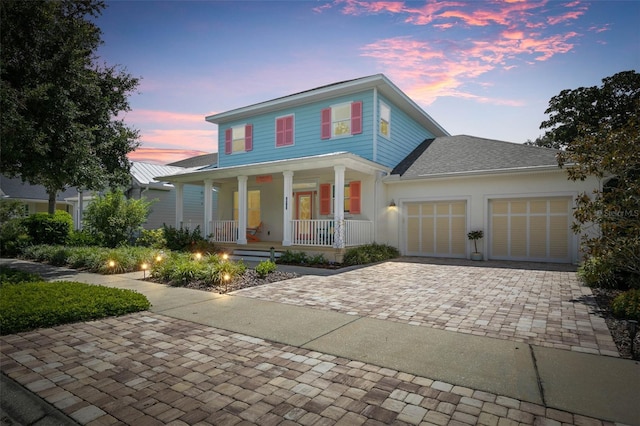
[234,258,619,357]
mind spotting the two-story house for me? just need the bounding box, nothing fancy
[157,74,599,264]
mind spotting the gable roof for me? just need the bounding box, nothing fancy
[205,74,449,138]
[130,162,197,189]
[389,135,561,179]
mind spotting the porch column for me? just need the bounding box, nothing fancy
[282,171,293,246]
[203,179,213,237]
[237,176,248,245]
[175,182,184,228]
[333,165,345,248]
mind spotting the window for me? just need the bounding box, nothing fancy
[233,190,261,228]
[224,124,253,154]
[379,101,390,138]
[321,101,362,139]
[276,115,294,147]
[319,181,361,215]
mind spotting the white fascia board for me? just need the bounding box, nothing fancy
[383,165,563,184]
[155,152,390,183]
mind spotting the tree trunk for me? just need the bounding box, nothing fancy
[48,191,57,214]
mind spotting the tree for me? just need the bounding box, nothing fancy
[1,0,140,214]
[542,71,640,288]
[83,190,153,248]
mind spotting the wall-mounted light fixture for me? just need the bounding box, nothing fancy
[389,199,396,207]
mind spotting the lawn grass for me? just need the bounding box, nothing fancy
[0,267,151,335]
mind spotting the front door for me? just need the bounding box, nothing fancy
[296,192,313,241]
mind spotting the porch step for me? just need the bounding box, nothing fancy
[230,249,282,263]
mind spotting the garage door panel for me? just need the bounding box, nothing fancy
[490,198,571,263]
[405,201,466,258]
[407,217,420,252]
[529,216,548,258]
[510,216,528,257]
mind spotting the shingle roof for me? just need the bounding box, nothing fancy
[392,135,561,178]
[167,153,217,168]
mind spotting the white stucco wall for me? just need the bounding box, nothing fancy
[381,169,600,263]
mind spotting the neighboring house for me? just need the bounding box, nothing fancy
[0,153,218,232]
[128,159,218,231]
[156,74,599,263]
[0,175,84,227]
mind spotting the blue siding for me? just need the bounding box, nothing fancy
[216,90,433,170]
[218,91,375,167]
[375,94,434,168]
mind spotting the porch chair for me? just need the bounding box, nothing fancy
[246,221,263,242]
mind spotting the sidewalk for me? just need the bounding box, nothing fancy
[1,258,639,425]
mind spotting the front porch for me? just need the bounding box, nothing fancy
[207,219,374,247]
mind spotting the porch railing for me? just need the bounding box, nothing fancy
[210,220,238,243]
[291,219,335,246]
[291,219,373,247]
[209,219,373,247]
[344,220,374,246]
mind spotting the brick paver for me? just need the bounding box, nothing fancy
[234,259,619,356]
[0,313,614,425]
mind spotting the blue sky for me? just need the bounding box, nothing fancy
[94,0,640,164]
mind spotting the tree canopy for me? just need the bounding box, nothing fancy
[543,70,639,288]
[1,0,140,213]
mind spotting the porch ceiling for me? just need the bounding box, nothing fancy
[155,152,390,185]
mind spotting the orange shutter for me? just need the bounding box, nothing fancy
[350,181,361,214]
[320,183,331,215]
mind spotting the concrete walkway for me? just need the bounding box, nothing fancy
[1,258,639,425]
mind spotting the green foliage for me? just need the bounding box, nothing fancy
[162,224,205,251]
[467,230,484,253]
[578,256,618,288]
[611,289,640,322]
[343,243,400,266]
[279,250,309,264]
[1,0,140,214]
[83,190,153,248]
[255,260,277,278]
[0,266,40,284]
[0,278,150,335]
[542,71,640,287]
[67,229,100,247]
[136,228,166,248]
[151,252,245,287]
[19,244,160,274]
[0,206,28,256]
[23,211,73,245]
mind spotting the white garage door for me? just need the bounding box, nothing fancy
[405,201,466,258]
[490,197,572,263]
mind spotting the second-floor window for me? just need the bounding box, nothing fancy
[276,115,294,147]
[379,101,390,138]
[225,124,253,154]
[321,101,362,139]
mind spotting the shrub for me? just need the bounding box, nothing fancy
[163,224,205,251]
[255,260,277,278]
[23,210,73,245]
[611,289,640,322]
[343,243,400,266]
[83,190,153,248]
[68,229,99,246]
[578,256,618,288]
[279,250,308,264]
[136,228,166,248]
[0,278,150,335]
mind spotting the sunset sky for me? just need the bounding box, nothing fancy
[94,0,639,165]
